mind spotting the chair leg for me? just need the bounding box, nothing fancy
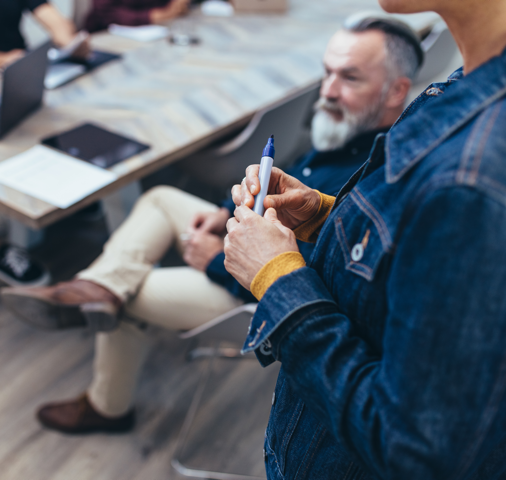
[171,347,265,480]
[186,346,256,361]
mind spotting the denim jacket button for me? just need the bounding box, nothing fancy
[272,392,276,405]
[259,339,272,355]
[426,87,442,96]
[351,243,364,262]
[302,167,312,177]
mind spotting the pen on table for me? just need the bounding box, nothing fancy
[253,135,275,216]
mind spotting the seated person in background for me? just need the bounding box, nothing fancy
[0,0,89,69]
[85,0,190,32]
[0,18,420,434]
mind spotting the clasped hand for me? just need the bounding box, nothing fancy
[224,165,321,290]
[182,208,229,272]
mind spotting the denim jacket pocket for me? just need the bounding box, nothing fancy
[335,190,392,282]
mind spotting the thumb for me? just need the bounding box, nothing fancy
[264,208,283,227]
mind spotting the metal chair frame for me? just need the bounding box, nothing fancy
[172,304,264,480]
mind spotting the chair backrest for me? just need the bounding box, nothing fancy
[73,0,93,30]
[179,303,257,344]
[180,82,320,188]
[415,21,458,85]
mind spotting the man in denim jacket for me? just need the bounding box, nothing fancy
[225,0,506,479]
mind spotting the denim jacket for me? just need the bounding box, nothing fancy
[243,47,506,480]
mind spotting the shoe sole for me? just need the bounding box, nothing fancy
[0,269,51,288]
[37,414,135,434]
[81,303,120,332]
[1,292,119,331]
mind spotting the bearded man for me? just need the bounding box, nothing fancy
[0,17,420,434]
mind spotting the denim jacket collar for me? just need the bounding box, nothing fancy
[386,47,506,183]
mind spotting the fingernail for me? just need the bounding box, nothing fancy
[250,185,256,194]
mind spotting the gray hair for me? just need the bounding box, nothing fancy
[344,16,423,81]
[383,33,420,80]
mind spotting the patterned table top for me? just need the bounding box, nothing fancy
[0,0,436,228]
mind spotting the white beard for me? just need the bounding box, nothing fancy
[310,97,386,152]
[311,108,353,151]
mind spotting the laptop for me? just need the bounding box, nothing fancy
[0,41,51,138]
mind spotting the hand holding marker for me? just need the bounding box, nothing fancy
[253,135,275,216]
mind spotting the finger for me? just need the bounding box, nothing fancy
[264,207,282,225]
[245,165,260,195]
[240,179,255,208]
[264,189,304,211]
[231,184,243,206]
[226,217,239,233]
[233,205,255,223]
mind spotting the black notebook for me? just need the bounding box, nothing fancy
[42,123,150,168]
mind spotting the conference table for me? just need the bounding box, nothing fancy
[0,0,435,244]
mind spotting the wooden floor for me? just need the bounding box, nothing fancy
[0,210,279,480]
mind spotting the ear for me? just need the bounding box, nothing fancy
[384,77,412,109]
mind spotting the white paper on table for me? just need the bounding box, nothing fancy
[201,0,234,17]
[0,145,117,209]
[108,24,169,42]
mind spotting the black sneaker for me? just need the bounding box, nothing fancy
[0,244,50,287]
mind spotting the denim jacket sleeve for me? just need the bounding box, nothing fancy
[243,185,506,479]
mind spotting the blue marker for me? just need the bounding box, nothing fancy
[253,135,275,216]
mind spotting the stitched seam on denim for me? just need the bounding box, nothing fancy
[474,176,506,206]
[391,90,425,128]
[336,218,352,264]
[294,424,327,480]
[469,102,503,184]
[346,263,373,280]
[274,304,339,359]
[358,469,368,480]
[280,401,305,474]
[265,435,285,479]
[413,173,506,213]
[457,108,491,183]
[351,190,392,251]
[388,85,506,183]
[336,218,375,281]
[345,463,361,480]
[452,351,506,480]
[242,298,337,354]
[342,462,356,480]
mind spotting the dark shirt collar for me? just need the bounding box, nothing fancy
[386,47,506,183]
[308,127,391,166]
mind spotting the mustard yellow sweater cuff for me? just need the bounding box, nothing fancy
[250,251,306,301]
[293,191,336,243]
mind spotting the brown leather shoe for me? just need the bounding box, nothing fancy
[37,394,135,434]
[1,279,122,331]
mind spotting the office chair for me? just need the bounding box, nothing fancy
[179,81,320,190]
[416,20,459,85]
[73,0,93,30]
[172,303,272,480]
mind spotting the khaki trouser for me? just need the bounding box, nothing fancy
[78,186,242,416]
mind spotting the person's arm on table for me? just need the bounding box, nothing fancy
[33,3,90,57]
[150,0,189,24]
[234,186,506,479]
[0,50,24,69]
[85,0,188,30]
